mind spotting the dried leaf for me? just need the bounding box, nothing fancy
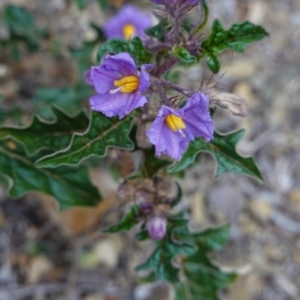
[208,89,247,117]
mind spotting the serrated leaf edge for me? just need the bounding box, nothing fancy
[35,113,134,168]
[0,105,89,156]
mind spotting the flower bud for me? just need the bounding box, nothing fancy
[147,214,167,240]
[141,201,154,214]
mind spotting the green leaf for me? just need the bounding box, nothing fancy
[97,0,109,11]
[0,107,89,155]
[169,130,263,181]
[205,52,220,74]
[175,225,237,300]
[170,183,182,208]
[145,18,168,41]
[139,147,170,178]
[136,224,195,283]
[135,228,149,241]
[195,0,209,33]
[128,37,152,66]
[0,140,101,210]
[202,20,268,73]
[104,205,140,233]
[174,47,195,64]
[96,37,152,66]
[33,83,92,120]
[4,5,35,36]
[36,112,134,168]
[73,0,87,10]
[136,219,236,294]
[179,224,231,251]
[3,5,46,52]
[136,215,236,296]
[96,39,127,63]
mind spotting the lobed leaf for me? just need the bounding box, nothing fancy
[97,0,109,11]
[195,0,209,33]
[174,47,195,64]
[136,220,195,283]
[73,0,87,10]
[96,37,152,66]
[136,218,236,297]
[145,18,168,41]
[139,147,170,178]
[175,225,237,300]
[103,205,140,233]
[128,37,152,66]
[169,130,263,181]
[0,140,101,210]
[36,112,134,168]
[0,107,89,155]
[96,39,127,63]
[3,5,46,52]
[202,20,268,73]
[33,83,92,120]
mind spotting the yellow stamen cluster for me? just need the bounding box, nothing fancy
[165,114,186,132]
[123,24,136,40]
[113,76,139,93]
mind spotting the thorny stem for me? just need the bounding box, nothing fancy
[195,0,209,34]
[155,82,170,105]
[152,77,194,97]
[151,55,180,77]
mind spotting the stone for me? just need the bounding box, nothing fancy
[84,294,104,300]
[0,81,19,98]
[0,64,7,78]
[221,60,257,80]
[208,185,244,222]
[233,81,258,108]
[288,189,300,206]
[264,244,285,262]
[248,199,273,222]
[247,1,267,24]
[190,191,206,225]
[93,239,119,269]
[27,256,53,284]
[238,213,260,235]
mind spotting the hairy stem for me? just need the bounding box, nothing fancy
[156,78,194,97]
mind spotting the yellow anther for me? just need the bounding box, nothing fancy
[165,114,186,132]
[123,24,136,40]
[113,75,139,94]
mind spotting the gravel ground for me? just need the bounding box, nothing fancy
[0,0,300,299]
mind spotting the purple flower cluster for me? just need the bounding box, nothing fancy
[85,1,214,161]
[86,52,213,160]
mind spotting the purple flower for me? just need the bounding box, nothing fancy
[103,5,153,40]
[146,92,214,160]
[147,214,167,240]
[89,52,152,119]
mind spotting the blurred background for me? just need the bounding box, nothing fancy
[0,0,300,299]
